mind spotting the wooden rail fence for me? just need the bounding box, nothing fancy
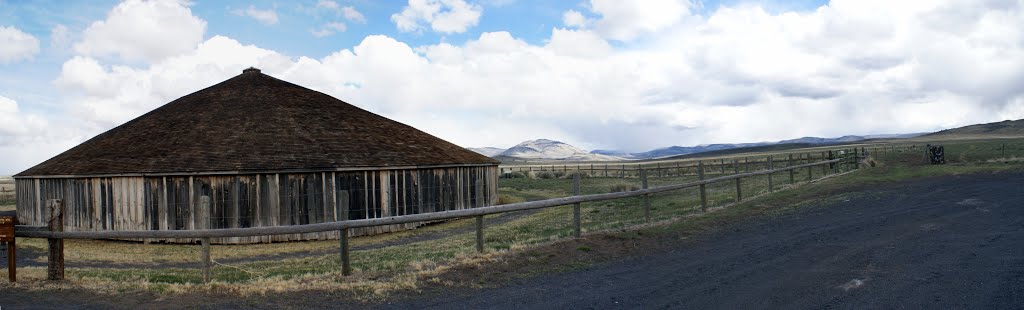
[8,149,862,282]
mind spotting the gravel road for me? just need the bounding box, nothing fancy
[385,171,1024,309]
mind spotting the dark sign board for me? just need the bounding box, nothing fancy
[0,216,14,242]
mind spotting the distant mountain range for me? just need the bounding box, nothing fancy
[471,139,623,161]
[469,133,925,162]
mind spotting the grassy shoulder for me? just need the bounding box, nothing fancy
[1,152,1021,301]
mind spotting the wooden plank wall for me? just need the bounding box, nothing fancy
[14,165,498,244]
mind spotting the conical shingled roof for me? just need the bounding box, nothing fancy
[17,68,498,177]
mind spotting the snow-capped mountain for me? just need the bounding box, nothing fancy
[499,139,623,161]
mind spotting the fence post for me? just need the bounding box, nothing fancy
[621,164,626,178]
[698,162,707,212]
[340,228,351,276]
[853,148,860,169]
[201,237,211,283]
[5,217,16,283]
[475,216,484,253]
[807,154,812,181]
[46,199,64,281]
[734,160,742,202]
[821,151,827,175]
[788,154,795,184]
[572,173,582,238]
[767,156,774,192]
[720,159,726,174]
[745,157,750,172]
[641,169,650,223]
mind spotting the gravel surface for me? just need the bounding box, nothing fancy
[385,171,1024,309]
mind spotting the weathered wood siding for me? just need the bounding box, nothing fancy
[15,166,498,244]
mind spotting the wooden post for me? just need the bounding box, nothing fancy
[2,216,15,282]
[340,228,351,276]
[201,237,211,283]
[734,160,742,202]
[745,157,750,172]
[720,159,726,174]
[621,164,626,178]
[604,164,608,177]
[768,156,774,192]
[572,173,581,239]
[475,216,484,253]
[821,151,827,175]
[807,154,813,181]
[641,169,650,223]
[698,162,707,212]
[788,154,795,184]
[853,148,860,169]
[6,238,14,282]
[47,199,64,281]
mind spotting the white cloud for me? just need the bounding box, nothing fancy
[0,26,40,63]
[342,6,367,23]
[562,10,588,28]
[0,95,88,175]
[311,22,348,38]
[316,0,339,10]
[587,0,693,41]
[391,0,483,34]
[50,24,71,49]
[233,6,279,25]
[57,36,287,128]
[74,0,206,63]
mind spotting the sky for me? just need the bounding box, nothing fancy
[0,0,1022,175]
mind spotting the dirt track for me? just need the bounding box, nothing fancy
[384,171,1024,309]
[2,171,1023,309]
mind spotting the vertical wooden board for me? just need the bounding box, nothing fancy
[314,173,323,223]
[158,177,168,231]
[135,177,143,231]
[298,173,308,224]
[378,171,390,217]
[238,176,252,228]
[371,172,379,218]
[337,180,350,222]
[33,178,41,225]
[328,172,337,221]
[279,173,290,226]
[151,178,161,230]
[195,177,212,230]
[187,176,194,230]
[166,178,177,230]
[253,175,263,228]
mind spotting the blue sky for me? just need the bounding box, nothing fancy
[0,0,1021,175]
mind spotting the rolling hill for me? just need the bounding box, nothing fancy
[924,119,1024,138]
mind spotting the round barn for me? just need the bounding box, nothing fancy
[14,68,499,243]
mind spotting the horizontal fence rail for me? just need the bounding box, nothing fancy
[15,158,842,240]
[9,147,861,282]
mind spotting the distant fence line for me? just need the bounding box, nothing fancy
[9,147,863,283]
[499,143,918,178]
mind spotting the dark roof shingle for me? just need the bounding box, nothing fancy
[17,69,498,176]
